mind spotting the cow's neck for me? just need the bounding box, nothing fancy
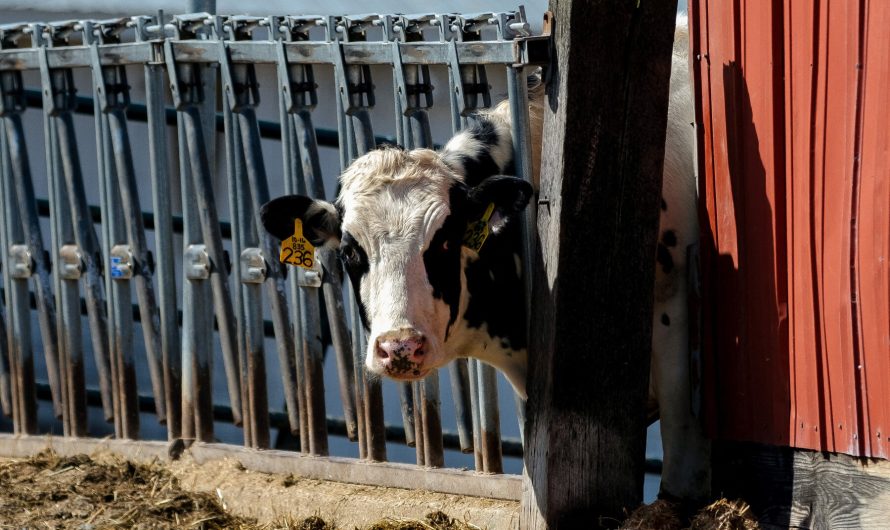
[447,245,529,398]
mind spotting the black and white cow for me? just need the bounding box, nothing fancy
[262,18,709,502]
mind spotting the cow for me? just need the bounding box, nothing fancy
[261,17,709,503]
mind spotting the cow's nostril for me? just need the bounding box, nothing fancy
[375,331,426,366]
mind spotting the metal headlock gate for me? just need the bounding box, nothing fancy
[0,10,548,496]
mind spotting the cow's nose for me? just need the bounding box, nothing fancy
[376,332,426,363]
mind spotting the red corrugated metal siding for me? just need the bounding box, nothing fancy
[691,0,890,458]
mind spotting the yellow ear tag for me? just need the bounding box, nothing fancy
[462,202,496,252]
[280,218,317,270]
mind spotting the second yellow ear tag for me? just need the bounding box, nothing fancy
[280,219,317,270]
[462,203,495,252]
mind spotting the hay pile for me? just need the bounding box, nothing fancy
[0,451,479,530]
[620,498,760,530]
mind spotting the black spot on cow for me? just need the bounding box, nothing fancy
[472,119,500,147]
[447,117,513,187]
[661,198,668,211]
[661,313,671,326]
[458,152,501,188]
[424,186,468,338]
[656,243,674,274]
[340,231,371,330]
[463,216,527,350]
[662,229,678,247]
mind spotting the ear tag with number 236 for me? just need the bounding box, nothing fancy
[462,203,495,252]
[280,219,319,271]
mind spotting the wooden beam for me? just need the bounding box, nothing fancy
[520,1,679,527]
[0,433,521,501]
[713,441,890,529]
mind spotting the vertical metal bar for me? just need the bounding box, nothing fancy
[1,70,68,432]
[215,36,301,449]
[104,108,140,437]
[1,69,69,430]
[181,106,228,442]
[91,67,139,439]
[102,88,167,426]
[91,68,122,434]
[279,22,360,448]
[421,373,445,467]
[224,94,253,447]
[29,45,63,417]
[177,118,199,443]
[478,363,503,473]
[449,360,474,453]
[412,382,425,465]
[0,296,9,418]
[165,26,213,442]
[506,67,534,445]
[0,109,11,419]
[145,54,182,440]
[166,29,242,437]
[239,106,328,454]
[467,360,483,470]
[10,112,89,435]
[87,21,165,433]
[0,116,35,433]
[60,109,137,437]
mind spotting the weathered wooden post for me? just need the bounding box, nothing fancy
[521,1,679,527]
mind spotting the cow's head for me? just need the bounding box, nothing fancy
[261,147,532,382]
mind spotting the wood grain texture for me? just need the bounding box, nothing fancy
[520,1,679,527]
[713,441,890,529]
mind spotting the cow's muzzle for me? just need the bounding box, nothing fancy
[373,328,427,378]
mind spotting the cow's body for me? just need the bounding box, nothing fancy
[262,17,708,502]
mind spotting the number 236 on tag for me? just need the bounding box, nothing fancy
[280,219,320,272]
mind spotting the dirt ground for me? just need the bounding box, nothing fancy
[0,450,760,529]
[0,450,518,529]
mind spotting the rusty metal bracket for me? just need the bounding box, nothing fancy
[512,11,552,67]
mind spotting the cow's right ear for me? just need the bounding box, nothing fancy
[260,195,342,248]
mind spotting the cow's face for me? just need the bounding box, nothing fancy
[261,147,532,382]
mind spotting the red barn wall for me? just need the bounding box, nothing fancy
[690,0,890,458]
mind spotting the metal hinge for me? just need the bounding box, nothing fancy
[8,244,32,279]
[184,244,211,280]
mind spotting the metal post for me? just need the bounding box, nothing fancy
[87,20,167,425]
[221,18,327,454]
[165,19,218,442]
[0,40,72,429]
[224,75,261,448]
[0,78,35,433]
[136,13,182,440]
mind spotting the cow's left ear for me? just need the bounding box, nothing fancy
[260,194,342,248]
[467,176,534,234]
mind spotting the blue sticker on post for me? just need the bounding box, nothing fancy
[110,256,124,278]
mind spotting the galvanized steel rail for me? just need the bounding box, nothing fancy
[0,9,547,484]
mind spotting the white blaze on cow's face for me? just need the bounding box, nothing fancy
[336,148,468,381]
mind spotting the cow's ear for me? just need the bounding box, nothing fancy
[260,195,342,247]
[467,176,534,234]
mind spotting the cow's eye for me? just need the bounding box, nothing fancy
[340,246,357,263]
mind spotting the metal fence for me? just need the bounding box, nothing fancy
[0,9,546,485]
